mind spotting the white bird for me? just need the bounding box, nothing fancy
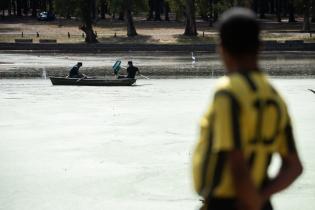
[191,52,196,61]
[192,52,196,64]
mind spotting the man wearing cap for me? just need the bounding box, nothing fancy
[192,7,303,210]
[68,62,85,78]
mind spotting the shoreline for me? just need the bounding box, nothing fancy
[0,41,315,53]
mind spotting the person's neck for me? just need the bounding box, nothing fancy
[227,55,259,74]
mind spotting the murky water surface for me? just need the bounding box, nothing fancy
[0,78,314,210]
[1,52,315,76]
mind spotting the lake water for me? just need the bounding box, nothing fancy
[1,52,315,77]
[0,78,314,210]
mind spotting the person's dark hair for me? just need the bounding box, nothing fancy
[217,7,260,55]
[77,62,82,66]
[128,61,133,65]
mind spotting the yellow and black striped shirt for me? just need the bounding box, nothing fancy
[193,71,297,198]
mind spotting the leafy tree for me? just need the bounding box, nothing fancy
[108,0,124,19]
[169,0,185,21]
[196,0,210,20]
[54,0,79,19]
[213,0,232,21]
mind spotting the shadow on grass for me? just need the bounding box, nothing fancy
[98,34,158,44]
[0,27,20,33]
[175,34,217,44]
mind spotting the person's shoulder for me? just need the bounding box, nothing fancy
[213,74,249,104]
[214,74,241,93]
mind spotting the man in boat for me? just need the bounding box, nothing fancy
[118,61,140,79]
[192,7,303,210]
[68,62,86,78]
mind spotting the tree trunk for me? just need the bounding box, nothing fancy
[147,0,154,20]
[184,0,197,36]
[17,0,22,16]
[80,25,98,43]
[270,0,275,14]
[164,1,170,21]
[118,9,124,20]
[66,3,71,19]
[288,0,295,22]
[12,0,16,15]
[283,0,288,17]
[303,0,311,31]
[100,0,106,19]
[253,0,258,13]
[154,0,162,21]
[79,0,98,43]
[208,0,213,26]
[31,0,37,17]
[22,0,29,16]
[91,0,96,20]
[311,0,315,22]
[41,0,47,11]
[259,0,266,18]
[8,0,11,16]
[275,0,281,22]
[48,0,53,12]
[124,0,137,37]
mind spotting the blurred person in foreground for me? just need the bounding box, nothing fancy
[192,7,303,210]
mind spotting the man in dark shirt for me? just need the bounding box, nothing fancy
[68,62,85,78]
[126,61,140,79]
[117,61,140,79]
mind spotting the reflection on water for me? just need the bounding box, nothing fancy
[0,78,314,210]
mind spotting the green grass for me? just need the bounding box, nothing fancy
[175,34,217,44]
[1,32,314,44]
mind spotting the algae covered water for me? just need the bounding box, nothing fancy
[0,78,314,210]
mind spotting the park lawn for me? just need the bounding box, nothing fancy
[0,18,314,44]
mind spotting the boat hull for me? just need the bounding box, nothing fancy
[50,77,136,86]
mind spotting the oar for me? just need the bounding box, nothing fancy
[76,75,87,82]
[139,74,150,79]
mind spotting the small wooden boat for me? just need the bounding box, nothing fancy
[50,77,136,86]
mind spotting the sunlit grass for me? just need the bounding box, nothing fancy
[0,32,314,44]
